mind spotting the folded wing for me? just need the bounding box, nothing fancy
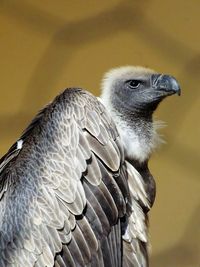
[0,88,132,267]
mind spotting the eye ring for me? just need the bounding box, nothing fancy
[127,80,141,89]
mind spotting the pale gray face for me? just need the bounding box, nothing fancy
[110,71,180,116]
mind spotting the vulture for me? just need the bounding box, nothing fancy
[0,66,180,267]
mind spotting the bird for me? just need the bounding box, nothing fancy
[0,66,180,267]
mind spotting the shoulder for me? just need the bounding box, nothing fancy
[0,88,102,172]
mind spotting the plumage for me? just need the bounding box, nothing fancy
[0,66,180,266]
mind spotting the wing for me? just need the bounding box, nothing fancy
[0,88,131,267]
[122,162,150,267]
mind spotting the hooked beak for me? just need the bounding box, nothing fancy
[151,74,181,96]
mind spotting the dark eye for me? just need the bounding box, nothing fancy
[127,80,141,89]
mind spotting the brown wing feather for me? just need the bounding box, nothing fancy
[0,88,130,267]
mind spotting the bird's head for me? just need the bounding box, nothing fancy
[101,66,181,118]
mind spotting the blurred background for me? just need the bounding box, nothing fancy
[0,0,200,266]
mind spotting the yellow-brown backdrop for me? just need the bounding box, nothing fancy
[0,1,200,266]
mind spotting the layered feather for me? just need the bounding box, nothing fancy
[0,88,138,267]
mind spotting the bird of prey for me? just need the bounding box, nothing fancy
[0,66,180,267]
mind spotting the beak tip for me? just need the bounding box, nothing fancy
[172,81,181,96]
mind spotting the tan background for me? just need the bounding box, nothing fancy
[0,1,200,266]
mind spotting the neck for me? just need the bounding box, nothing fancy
[105,105,161,163]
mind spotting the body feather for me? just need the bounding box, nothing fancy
[0,88,148,267]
